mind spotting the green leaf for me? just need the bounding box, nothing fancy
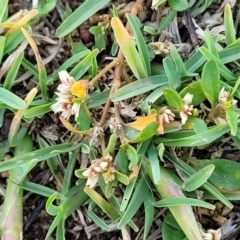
[189,117,208,134]
[158,10,177,32]
[154,124,230,147]
[115,171,129,185]
[84,187,118,220]
[193,159,240,191]
[24,103,52,118]
[224,4,236,45]
[56,0,110,37]
[153,197,215,209]
[143,192,155,240]
[170,47,186,77]
[163,57,181,89]
[126,14,151,76]
[118,178,148,228]
[70,49,99,80]
[201,60,220,107]
[111,75,168,102]
[199,46,236,81]
[182,164,215,192]
[121,144,138,169]
[163,88,182,110]
[162,217,186,240]
[103,132,118,155]
[0,87,26,109]
[204,29,219,57]
[0,0,8,23]
[180,81,206,106]
[168,0,188,11]
[129,122,159,143]
[147,141,161,184]
[165,152,233,208]
[0,36,6,64]
[111,17,148,80]
[0,142,82,172]
[3,52,24,90]
[226,106,238,136]
[76,102,91,131]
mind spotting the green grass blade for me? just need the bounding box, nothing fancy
[118,178,148,228]
[111,17,148,79]
[0,142,83,172]
[154,124,230,146]
[126,14,151,76]
[224,4,236,45]
[111,75,168,102]
[0,36,6,64]
[3,52,23,90]
[0,87,26,109]
[70,49,99,80]
[163,57,181,89]
[153,197,215,209]
[56,0,110,37]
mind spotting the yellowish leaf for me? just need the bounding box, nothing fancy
[125,114,157,131]
[6,9,38,36]
[59,116,92,135]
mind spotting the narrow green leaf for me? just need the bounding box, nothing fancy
[3,52,24,90]
[165,152,233,208]
[87,209,110,231]
[163,88,182,110]
[143,193,155,240]
[147,141,161,184]
[153,197,215,209]
[130,122,159,143]
[154,124,230,147]
[224,4,236,45]
[56,0,110,37]
[111,75,168,102]
[201,60,220,107]
[126,14,151,76]
[0,36,6,64]
[163,57,181,89]
[170,47,186,77]
[118,178,148,228]
[0,87,26,109]
[226,106,238,136]
[183,164,215,191]
[24,103,52,118]
[199,46,236,81]
[84,186,118,220]
[70,49,99,80]
[0,142,82,172]
[204,29,219,57]
[111,17,148,79]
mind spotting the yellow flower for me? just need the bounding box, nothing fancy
[51,71,88,120]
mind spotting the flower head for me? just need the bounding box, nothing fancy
[218,87,237,107]
[180,93,194,124]
[82,154,116,188]
[160,107,175,123]
[51,70,88,120]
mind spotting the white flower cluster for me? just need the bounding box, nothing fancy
[82,154,116,188]
[51,71,80,120]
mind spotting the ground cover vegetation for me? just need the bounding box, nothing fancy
[1,0,240,239]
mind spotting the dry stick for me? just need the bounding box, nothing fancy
[98,0,145,129]
[88,58,119,87]
[89,7,133,25]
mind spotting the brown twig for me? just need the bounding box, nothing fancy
[98,0,145,128]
